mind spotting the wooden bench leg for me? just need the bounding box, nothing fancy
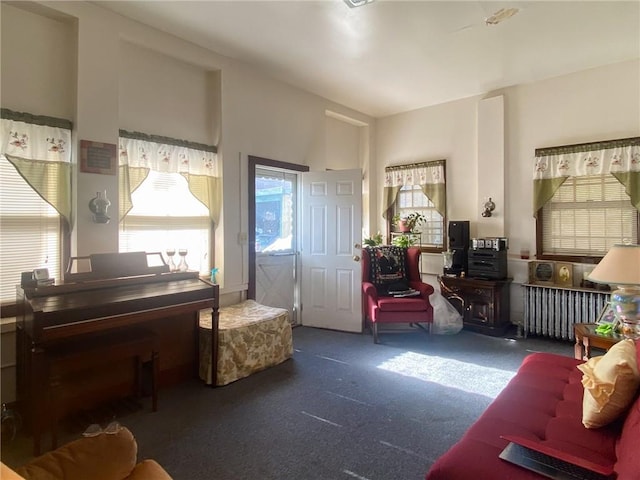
[151,351,159,412]
[49,373,62,452]
[135,355,143,400]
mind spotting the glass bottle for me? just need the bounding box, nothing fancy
[177,249,188,272]
[166,249,177,272]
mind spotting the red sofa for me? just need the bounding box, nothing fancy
[426,340,640,479]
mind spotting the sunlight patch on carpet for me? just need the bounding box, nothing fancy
[376,352,516,399]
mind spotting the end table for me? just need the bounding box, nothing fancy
[574,323,623,360]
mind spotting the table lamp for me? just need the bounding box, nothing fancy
[587,243,640,338]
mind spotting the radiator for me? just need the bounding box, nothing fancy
[523,285,610,341]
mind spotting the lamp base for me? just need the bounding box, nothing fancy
[611,286,640,338]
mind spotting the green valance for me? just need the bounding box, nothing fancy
[533,137,639,216]
[0,112,73,224]
[119,129,217,153]
[383,159,446,218]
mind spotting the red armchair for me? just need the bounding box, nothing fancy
[361,246,434,343]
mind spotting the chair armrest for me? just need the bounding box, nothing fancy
[126,459,173,480]
[408,281,435,301]
[2,463,25,480]
[362,281,378,301]
[15,428,138,480]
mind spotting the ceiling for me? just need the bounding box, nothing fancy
[94,1,640,118]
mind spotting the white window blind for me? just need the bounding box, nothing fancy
[0,155,61,302]
[542,174,637,256]
[395,185,444,247]
[119,171,210,274]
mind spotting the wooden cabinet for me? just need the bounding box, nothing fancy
[438,276,512,336]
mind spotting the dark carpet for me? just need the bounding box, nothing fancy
[2,325,579,480]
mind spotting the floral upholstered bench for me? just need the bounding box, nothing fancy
[199,300,293,386]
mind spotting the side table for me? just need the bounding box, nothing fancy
[573,323,623,360]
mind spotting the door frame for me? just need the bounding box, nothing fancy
[248,156,309,300]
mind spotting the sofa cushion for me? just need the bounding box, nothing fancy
[578,338,640,428]
[377,296,428,312]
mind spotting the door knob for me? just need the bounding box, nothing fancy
[354,243,361,249]
[353,255,360,262]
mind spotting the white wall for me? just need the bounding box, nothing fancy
[0,3,76,120]
[119,41,219,145]
[326,116,360,171]
[376,59,640,320]
[1,1,374,298]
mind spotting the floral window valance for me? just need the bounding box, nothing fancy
[533,137,640,215]
[382,159,446,218]
[118,130,221,225]
[0,108,73,224]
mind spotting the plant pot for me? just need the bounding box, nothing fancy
[398,220,411,233]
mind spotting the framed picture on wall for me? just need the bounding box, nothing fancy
[80,140,117,175]
[555,262,573,287]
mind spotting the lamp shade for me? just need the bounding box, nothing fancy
[587,244,640,286]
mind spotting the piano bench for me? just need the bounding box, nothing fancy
[44,327,159,453]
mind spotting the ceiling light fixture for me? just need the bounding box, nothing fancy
[485,7,520,26]
[344,0,374,8]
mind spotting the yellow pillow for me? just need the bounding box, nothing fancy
[577,338,640,429]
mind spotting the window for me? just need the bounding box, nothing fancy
[393,185,444,248]
[255,167,297,253]
[533,137,639,261]
[383,159,447,251]
[539,174,638,258]
[119,171,211,274]
[118,132,219,276]
[1,110,71,306]
[0,155,61,302]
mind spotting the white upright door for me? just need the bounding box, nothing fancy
[301,169,362,332]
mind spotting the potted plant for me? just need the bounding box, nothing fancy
[363,232,383,247]
[392,234,416,247]
[393,212,426,233]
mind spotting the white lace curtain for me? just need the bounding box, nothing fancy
[533,137,640,215]
[118,130,221,225]
[0,109,73,223]
[382,159,446,218]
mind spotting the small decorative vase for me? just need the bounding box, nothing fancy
[442,250,453,269]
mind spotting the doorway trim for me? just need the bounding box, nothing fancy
[248,156,309,300]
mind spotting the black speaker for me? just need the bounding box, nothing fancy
[448,221,470,250]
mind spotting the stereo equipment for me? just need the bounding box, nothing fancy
[468,250,508,280]
[448,221,470,249]
[444,220,470,276]
[471,237,508,251]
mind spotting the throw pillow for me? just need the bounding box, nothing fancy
[365,246,408,293]
[577,338,640,429]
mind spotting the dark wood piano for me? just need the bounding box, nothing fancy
[16,252,219,454]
